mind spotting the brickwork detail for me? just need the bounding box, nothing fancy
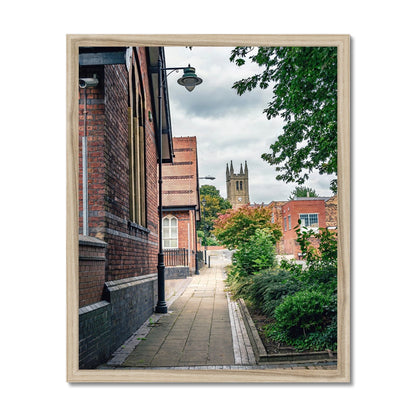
[79,236,107,307]
[79,301,111,369]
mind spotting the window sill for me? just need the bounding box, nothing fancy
[128,221,150,234]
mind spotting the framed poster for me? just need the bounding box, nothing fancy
[67,34,350,383]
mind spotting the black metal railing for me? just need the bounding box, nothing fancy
[163,248,189,266]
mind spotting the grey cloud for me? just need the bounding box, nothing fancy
[164,46,336,204]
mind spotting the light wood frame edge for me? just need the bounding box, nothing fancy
[67,34,350,383]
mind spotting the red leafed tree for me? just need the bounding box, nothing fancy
[213,205,282,250]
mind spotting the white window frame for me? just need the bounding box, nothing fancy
[299,213,319,231]
[162,215,178,249]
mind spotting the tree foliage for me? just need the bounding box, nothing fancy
[198,185,232,241]
[288,186,319,200]
[230,46,337,193]
[213,205,281,250]
[232,229,277,277]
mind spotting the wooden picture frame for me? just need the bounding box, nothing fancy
[67,34,350,383]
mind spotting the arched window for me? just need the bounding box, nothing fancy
[162,215,178,248]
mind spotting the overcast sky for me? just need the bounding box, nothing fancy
[164,46,336,204]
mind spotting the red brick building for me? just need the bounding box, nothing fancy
[162,136,200,277]
[267,196,338,258]
[77,47,174,368]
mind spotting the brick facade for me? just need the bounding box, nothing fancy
[78,235,107,308]
[267,196,338,258]
[77,47,172,368]
[325,194,338,228]
[162,136,200,274]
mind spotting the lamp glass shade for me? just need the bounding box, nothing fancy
[177,66,202,92]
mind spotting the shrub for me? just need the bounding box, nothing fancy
[246,268,303,316]
[267,289,337,351]
[232,228,276,278]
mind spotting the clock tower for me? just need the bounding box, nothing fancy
[226,160,250,209]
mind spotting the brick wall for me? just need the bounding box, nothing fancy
[163,209,196,269]
[78,66,106,234]
[281,199,326,257]
[79,52,159,283]
[79,235,107,307]
[77,47,163,368]
[79,301,111,369]
[267,201,285,254]
[325,195,338,228]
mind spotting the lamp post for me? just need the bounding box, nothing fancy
[155,56,203,314]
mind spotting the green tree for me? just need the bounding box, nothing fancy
[230,47,337,193]
[288,186,319,200]
[198,185,232,243]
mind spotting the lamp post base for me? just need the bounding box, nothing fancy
[155,254,168,313]
[155,303,168,314]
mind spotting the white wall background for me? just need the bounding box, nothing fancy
[1,1,414,414]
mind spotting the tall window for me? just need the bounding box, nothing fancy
[288,215,291,230]
[284,217,287,231]
[128,56,146,226]
[299,213,319,229]
[236,181,239,190]
[162,216,178,248]
[240,181,243,190]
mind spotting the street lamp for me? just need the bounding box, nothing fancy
[155,57,203,314]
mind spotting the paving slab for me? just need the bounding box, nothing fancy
[121,255,235,367]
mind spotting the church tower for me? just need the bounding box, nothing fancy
[226,160,250,209]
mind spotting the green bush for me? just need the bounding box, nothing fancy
[267,289,337,351]
[246,268,303,316]
[231,228,276,278]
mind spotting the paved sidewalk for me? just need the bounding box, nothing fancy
[116,253,237,367]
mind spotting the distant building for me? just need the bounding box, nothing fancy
[267,196,338,258]
[226,160,250,209]
[162,136,200,278]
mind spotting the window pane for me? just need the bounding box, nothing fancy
[299,214,308,226]
[309,214,318,227]
[163,217,170,226]
[171,217,177,226]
